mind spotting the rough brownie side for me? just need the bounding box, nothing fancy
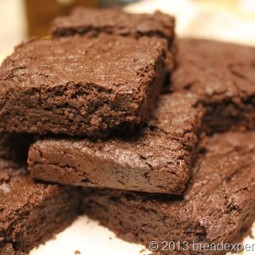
[0,159,81,253]
[0,34,169,137]
[0,243,25,255]
[0,133,34,163]
[81,132,255,255]
[51,8,176,74]
[51,8,175,46]
[172,39,255,133]
[28,92,204,194]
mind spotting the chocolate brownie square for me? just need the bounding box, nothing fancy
[0,159,80,253]
[51,8,175,46]
[0,34,169,137]
[28,92,203,194]
[51,8,176,74]
[172,39,255,132]
[81,131,255,255]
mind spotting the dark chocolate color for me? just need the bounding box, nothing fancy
[0,34,169,137]
[28,39,255,195]
[0,133,34,163]
[51,8,175,46]
[81,131,255,255]
[28,92,203,194]
[172,39,255,132]
[0,159,80,253]
[51,8,176,77]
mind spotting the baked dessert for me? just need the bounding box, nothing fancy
[0,34,169,137]
[51,8,175,46]
[0,243,24,255]
[172,39,255,132]
[0,159,81,254]
[51,8,176,74]
[28,92,203,194]
[28,39,255,195]
[81,131,255,255]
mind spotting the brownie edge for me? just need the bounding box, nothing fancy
[51,8,175,45]
[28,92,203,195]
[0,159,81,253]
[172,39,255,132]
[0,34,169,137]
[81,132,255,255]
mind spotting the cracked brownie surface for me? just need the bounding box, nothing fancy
[51,8,175,46]
[28,92,203,194]
[51,8,176,76]
[0,159,80,254]
[81,131,255,255]
[0,34,169,137]
[172,39,255,132]
[28,39,255,195]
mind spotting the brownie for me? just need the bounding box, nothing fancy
[51,8,176,75]
[0,243,21,255]
[81,131,255,255]
[0,34,169,137]
[28,92,204,194]
[51,8,175,46]
[0,133,34,163]
[27,39,255,195]
[0,243,25,255]
[0,159,81,254]
[172,39,255,133]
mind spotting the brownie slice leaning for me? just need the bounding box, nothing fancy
[172,39,255,132]
[0,159,81,254]
[0,34,169,137]
[81,131,255,255]
[28,92,204,195]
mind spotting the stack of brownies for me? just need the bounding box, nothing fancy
[0,7,255,255]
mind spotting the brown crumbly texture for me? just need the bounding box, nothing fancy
[0,133,34,163]
[0,243,24,255]
[172,39,255,133]
[0,34,169,137]
[81,131,255,255]
[51,8,175,46]
[0,159,81,253]
[28,39,255,195]
[28,92,203,194]
[51,8,176,74]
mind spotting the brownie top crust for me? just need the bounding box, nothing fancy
[0,34,167,92]
[51,7,175,42]
[0,160,59,224]
[82,131,255,249]
[100,131,255,216]
[0,33,169,136]
[172,39,255,103]
[28,92,203,194]
[0,158,81,253]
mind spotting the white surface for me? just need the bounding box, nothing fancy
[30,216,150,255]
[125,0,255,46]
